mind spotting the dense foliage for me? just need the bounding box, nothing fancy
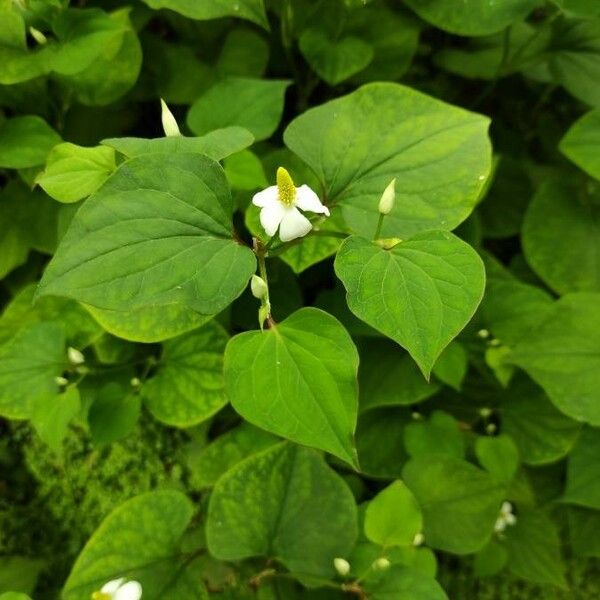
[1,0,599,598]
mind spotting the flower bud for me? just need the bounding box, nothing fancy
[378,178,396,215]
[160,99,181,137]
[29,26,47,45]
[250,274,268,300]
[413,532,425,547]
[486,423,497,435]
[55,376,69,387]
[67,347,85,365]
[334,557,350,577]
[479,407,492,418]
[130,377,141,388]
[372,557,390,571]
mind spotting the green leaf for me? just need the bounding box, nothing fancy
[522,180,600,294]
[31,386,80,452]
[365,481,423,548]
[359,339,440,412]
[504,511,567,589]
[509,294,600,425]
[224,307,359,466]
[560,109,600,180]
[0,116,61,169]
[563,426,600,509]
[37,153,256,317]
[475,435,519,483]
[403,0,538,36]
[35,143,116,203]
[187,423,279,490]
[432,342,468,391]
[0,555,44,596]
[142,321,228,427]
[473,539,508,577]
[0,322,65,420]
[62,490,206,600]
[404,411,465,459]
[84,303,212,343]
[187,78,290,141]
[224,150,268,191]
[335,232,485,377]
[88,382,141,446]
[207,443,358,577]
[364,565,448,600]
[403,455,505,554]
[217,29,269,79]
[568,507,600,557]
[102,127,254,161]
[284,83,491,239]
[299,29,373,85]
[140,0,268,29]
[500,376,582,465]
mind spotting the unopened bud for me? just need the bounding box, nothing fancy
[372,557,390,571]
[411,411,422,420]
[29,26,47,45]
[130,377,141,388]
[334,557,350,577]
[250,274,268,300]
[378,178,396,215]
[486,423,497,435]
[413,532,425,547]
[477,329,490,339]
[55,376,69,386]
[160,99,181,137]
[67,347,85,365]
[479,407,493,418]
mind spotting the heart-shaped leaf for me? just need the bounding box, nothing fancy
[335,232,485,377]
[224,307,359,466]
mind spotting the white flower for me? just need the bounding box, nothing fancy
[92,578,142,600]
[252,167,329,242]
[494,501,516,533]
[67,347,85,365]
[160,98,181,137]
[333,557,351,576]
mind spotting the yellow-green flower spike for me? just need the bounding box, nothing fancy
[276,166,296,206]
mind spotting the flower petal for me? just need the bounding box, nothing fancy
[252,186,278,208]
[295,185,330,216]
[101,578,125,594]
[114,581,142,600]
[259,201,286,237]
[279,206,312,242]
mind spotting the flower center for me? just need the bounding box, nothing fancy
[91,593,112,600]
[276,167,296,206]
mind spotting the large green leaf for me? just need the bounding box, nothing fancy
[0,322,65,420]
[402,455,505,554]
[37,153,256,316]
[102,127,254,161]
[335,232,485,377]
[223,307,359,466]
[402,0,539,36]
[142,321,228,427]
[62,491,206,599]
[364,565,447,600]
[35,143,116,203]
[563,427,600,509]
[522,180,600,294]
[284,83,491,239]
[404,411,465,459]
[0,116,61,169]
[206,443,358,577]
[509,294,600,425]
[140,0,268,28]
[560,109,600,180]
[187,78,290,141]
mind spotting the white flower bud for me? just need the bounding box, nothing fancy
[413,532,425,547]
[29,26,47,45]
[477,329,490,339]
[479,407,493,418]
[333,557,350,577]
[378,178,396,215]
[372,557,390,571]
[486,423,497,435]
[67,347,85,365]
[130,377,141,388]
[250,274,268,300]
[55,376,69,386]
[160,98,181,137]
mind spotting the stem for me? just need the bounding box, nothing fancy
[254,238,273,328]
[373,213,385,241]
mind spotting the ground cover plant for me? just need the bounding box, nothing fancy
[0,0,599,598]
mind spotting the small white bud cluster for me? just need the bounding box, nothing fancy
[494,501,517,533]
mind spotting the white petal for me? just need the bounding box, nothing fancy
[294,185,330,216]
[114,581,142,600]
[259,201,286,237]
[279,207,312,242]
[101,578,125,594]
[252,186,279,208]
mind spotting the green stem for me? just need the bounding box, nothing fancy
[373,213,385,241]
